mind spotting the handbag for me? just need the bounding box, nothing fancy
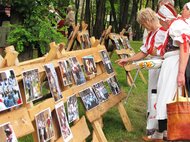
[167,87,190,140]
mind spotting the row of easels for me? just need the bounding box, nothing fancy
[0,42,132,142]
[99,26,147,87]
[65,21,100,51]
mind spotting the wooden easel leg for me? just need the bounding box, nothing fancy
[126,71,136,88]
[92,131,99,142]
[139,70,147,84]
[32,121,39,142]
[117,102,133,131]
[92,120,108,142]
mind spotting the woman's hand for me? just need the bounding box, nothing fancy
[177,72,185,87]
[115,58,129,67]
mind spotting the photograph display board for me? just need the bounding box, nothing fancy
[0,122,18,142]
[0,69,22,112]
[107,75,121,95]
[58,60,73,86]
[67,94,79,123]
[99,50,114,74]
[92,81,109,103]
[79,87,99,111]
[35,108,54,142]
[22,68,42,103]
[82,55,97,76]
[69,57,86,85]
[55,102,73,142]
[44,63,63,102]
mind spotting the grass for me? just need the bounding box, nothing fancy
[18,41,148,142]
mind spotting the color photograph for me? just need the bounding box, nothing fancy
[58,59,73,86]
[79,87,99,111]
[107,76,121,95]
[0,69,22,112]
[69,57,86,85]
[82,55,97,76]
[67,94,79,123]
[22,68,42,103]
[0,122,18,142]
[92,81,109,103]
[99,50,114,74]
[44,63,63,102]
[35,108,54,142]
[55,102,73,142]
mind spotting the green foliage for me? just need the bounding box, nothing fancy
[6,0,65,55]
[7,25,34,52]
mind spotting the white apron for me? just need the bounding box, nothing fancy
[156,50,179,120]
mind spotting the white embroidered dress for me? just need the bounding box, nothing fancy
[156,19,190,120]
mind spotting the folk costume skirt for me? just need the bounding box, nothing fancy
[156,50,179,120]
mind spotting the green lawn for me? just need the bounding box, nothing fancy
[19,41,148,142]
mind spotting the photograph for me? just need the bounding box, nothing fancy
[92,81,109,103]
[0,69,22,112]
[113,37,122,50]
[35,108,54,142]
[58,60,73,86]
[44,63,63,102]
[0,122,18,142]
[22,69,42,103]
[67,94,79,123]
[99,50,114,74]
[69,57,86,85]
[79,87,99,111]
[107,75,121,95]
[55,102,73,142]
[82,55,97,76]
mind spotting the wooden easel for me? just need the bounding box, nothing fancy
[0,42,132,142]
[108,32,147,87]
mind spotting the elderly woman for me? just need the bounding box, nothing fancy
[180,2,190,97]
[144,3,190,141]
[116,7,168,137]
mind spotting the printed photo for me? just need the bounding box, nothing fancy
[35,108,54,142]
[0,69,22,112]
[58,60,73,86]
[82,55,97,76]
[113,37,122,50]
[107,76,121,95]
[121,37,132,49]
[79,87,99,111]
[69,57,86,85]
[44,63,63,102]
[120,54,128,59]
[99,50,114,74]
[0,122,18,142]
[22,69,42,103]
[67,94,79,123]
[55,102,73,142]
[92,81,109,103]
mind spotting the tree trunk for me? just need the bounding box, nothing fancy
[152,0,155,10]
[93,0,106,38]
[119,0,130,31]
[145,0,149,7]
[84,0,91,34]
[109,0,118,32]
[75,0,80,24]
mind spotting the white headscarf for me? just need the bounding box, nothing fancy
[157,4,176,21]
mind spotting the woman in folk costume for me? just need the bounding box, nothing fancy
[144,3,190,141]
[116,7,168,136]
[180,2,190,97]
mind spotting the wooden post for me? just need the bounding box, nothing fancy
[117,102,133,131]
[92,120,107,142]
